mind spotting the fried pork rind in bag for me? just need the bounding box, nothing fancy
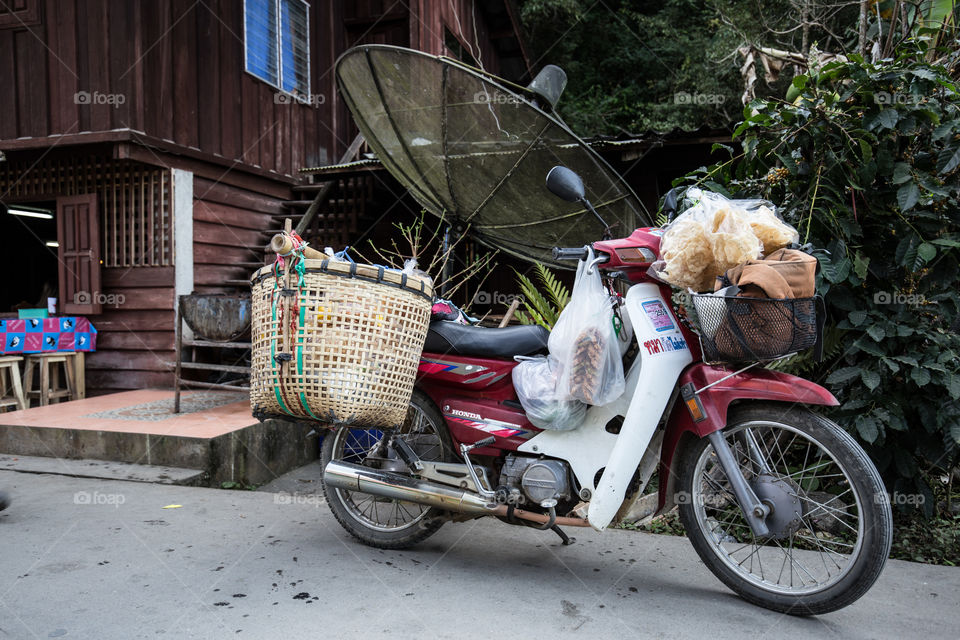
[547,249,625,406]
[658,215,715,291]
[650,189,798,292]
[709,206,764,273]
[744,204,799,254]
[512,356,586,430]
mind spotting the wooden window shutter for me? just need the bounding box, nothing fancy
[57,194,102,315]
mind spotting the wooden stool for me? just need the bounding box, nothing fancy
[0,356,28,412]
[23,352,78,407]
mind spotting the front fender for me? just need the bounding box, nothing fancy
[656,363,839,512]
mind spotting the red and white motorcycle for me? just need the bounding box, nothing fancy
[321,45,893,616]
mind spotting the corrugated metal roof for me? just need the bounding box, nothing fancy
[298,157,382,174]
[297,127,730,174]
[583,126,731,149]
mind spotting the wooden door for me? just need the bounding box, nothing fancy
[57,194,102,315]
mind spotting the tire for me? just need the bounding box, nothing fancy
[321,389,455,550]
[677,403,893,615]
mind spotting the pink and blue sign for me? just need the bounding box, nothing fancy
[0,317,97,354]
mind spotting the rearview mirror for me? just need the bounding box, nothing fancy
[545,166,584,203]
[663,188,679,222]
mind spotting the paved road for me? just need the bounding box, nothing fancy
[1,469,958,640]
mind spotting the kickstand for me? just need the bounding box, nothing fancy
[551,525,576,546]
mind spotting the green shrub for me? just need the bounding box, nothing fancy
[680,41,960,512]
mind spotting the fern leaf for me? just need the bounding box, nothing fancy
[513,268,557,329]
[523,302,551,330]
[536,263,571,311]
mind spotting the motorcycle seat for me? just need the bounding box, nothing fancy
[423,321,549,358]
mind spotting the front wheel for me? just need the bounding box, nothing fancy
[321,389,455,550]
[677,403,893,615]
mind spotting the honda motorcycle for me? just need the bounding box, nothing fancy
[321,166,893,616]
[320,45,893,616]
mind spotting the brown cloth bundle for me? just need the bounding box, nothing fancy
[716,248,817,299]
[710,249,820,361]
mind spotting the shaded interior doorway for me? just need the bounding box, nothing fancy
[0,200,59,313]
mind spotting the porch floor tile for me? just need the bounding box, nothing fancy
[0,389,254,438]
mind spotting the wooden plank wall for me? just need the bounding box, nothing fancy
[84,266,177,393]
[0,0,337,176]
[410,0,499,70]
[192,177,285,294]
[1,0,512,175]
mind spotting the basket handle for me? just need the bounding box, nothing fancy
[269,233,326,260]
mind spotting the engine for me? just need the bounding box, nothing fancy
[498,455,572,506]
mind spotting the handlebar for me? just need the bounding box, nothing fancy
[552,246,590,261]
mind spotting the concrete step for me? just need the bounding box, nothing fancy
[0,453,205,486]
[0,390,321,488]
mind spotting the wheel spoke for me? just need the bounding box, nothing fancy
[787,458,834,480]
[328,399,450,535]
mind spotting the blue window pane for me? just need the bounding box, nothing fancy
[244,0,309,96]
[245,0,279,85]
[280,0,309,95]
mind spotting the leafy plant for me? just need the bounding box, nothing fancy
[769,326,848,375]
[513,263,571,330]
[679,40,960,512]
[220,481,258,491]
[890,513,960,565]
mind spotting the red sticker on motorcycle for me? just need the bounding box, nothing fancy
[643,335,688,356]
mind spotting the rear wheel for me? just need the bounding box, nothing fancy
[321,389,455,549]
[677,403,893,615]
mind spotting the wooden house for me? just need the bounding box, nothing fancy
[0,0,530,395]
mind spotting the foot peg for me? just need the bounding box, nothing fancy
[391,436,423,473]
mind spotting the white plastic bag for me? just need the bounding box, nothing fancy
[512,356,586,431]
[402,257,434,288]
[547,249,625,406]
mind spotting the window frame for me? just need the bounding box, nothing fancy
[0,0,42,29]
[243,0,311,102]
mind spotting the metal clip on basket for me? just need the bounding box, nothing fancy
[691,294,824,364]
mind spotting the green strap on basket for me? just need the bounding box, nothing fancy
[269,277,297,418]
[271,251,322,421]
[293,254,306,288]
[295,288,322,421]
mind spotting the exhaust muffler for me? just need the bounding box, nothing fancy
[323,460,497,515]
[323,460,592,528]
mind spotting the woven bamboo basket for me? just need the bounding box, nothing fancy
[250,259,433,427]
